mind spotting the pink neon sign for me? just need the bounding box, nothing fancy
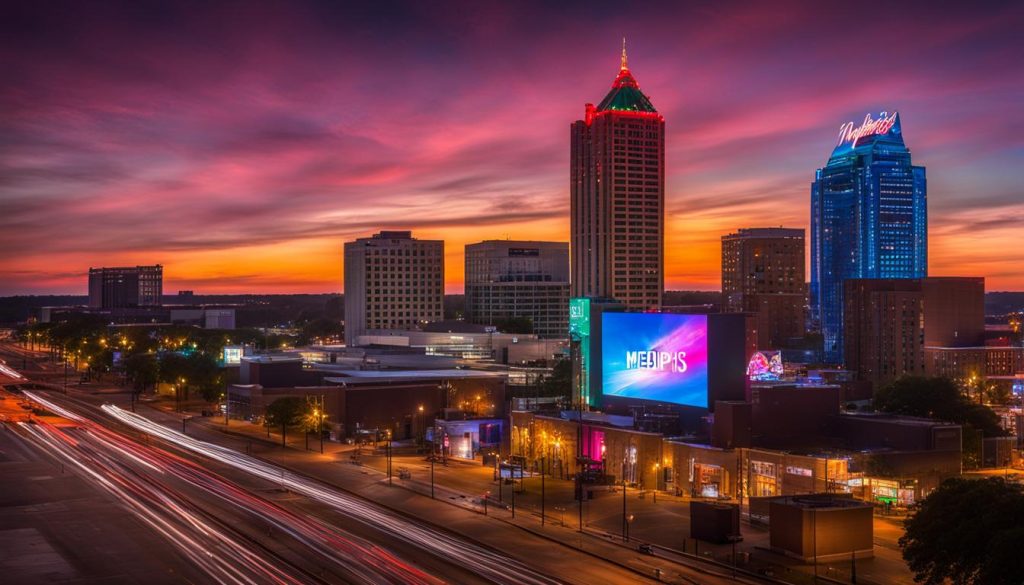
[836,111,898,147]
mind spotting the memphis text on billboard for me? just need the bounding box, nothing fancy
[602,313,709,408]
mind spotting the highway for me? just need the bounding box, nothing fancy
[10,384,670,585]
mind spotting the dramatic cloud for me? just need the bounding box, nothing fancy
[1,0,1022,294]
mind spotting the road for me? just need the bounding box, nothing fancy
[8,384,678,585]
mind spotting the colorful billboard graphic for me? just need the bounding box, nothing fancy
[601,313,709,407]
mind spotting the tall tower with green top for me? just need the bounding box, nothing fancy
[570,40,665,311]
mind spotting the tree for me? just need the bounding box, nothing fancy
[187,353,222,403]
[539,359,572,398]
[493,316,534,334]
[264,397,308,447]
[296,318,344,345]
[875,377,1007,468]
[900,477,1024,585]
[124,353,159,392]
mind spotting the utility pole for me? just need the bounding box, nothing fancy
[622,474,628,541]
[813,507,818,582]
[319,394,325,454]
[541,469,546,526]
[386,435,392,485]
[578,471,583,533]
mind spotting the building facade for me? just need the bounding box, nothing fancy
[570,45,664,310]
[844,277,984,390]
[721,228,806,350]
[87,265,163,309]
[464,240,569,338]
[811,112,927,363]
[844,279,926,390]
[343,231,444,346]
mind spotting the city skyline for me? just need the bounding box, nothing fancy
[2,1,1023,295]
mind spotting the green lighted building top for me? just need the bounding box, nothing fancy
[595,40,658,113]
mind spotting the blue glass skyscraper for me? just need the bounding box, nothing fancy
[811,111,927,363]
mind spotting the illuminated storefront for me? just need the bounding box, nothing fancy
[749,460,778,497]
[692,462,724,498]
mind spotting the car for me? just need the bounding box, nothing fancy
[638,543,655,555]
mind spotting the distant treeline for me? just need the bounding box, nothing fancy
[2,290,1020,326]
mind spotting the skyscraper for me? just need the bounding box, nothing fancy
[464,240,570,338]
[88,265,163,308]
[343,231,444,346]
[811,111,927,363]
[721,228,806,350]
[571,42,664,310]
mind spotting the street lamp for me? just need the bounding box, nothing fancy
[540,466,546,526]
[386,429,393,486]
[653,462,660,503]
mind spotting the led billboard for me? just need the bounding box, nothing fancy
[601,313,708,408]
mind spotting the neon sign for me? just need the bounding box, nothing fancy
[747,350,784,381]
[837,111,898,148]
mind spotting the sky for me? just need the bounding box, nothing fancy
[1,0,1022,295]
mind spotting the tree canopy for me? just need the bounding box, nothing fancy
[265,397,307,429]
[874,376,1006,437]
[900,477,1024,585]
[265,396,309,447]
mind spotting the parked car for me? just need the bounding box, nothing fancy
[638,543,655,555]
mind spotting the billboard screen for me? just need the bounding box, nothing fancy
[601,313,708,408]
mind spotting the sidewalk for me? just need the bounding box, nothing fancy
[162,409,754,585]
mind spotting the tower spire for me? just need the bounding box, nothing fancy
[620,37,628,70]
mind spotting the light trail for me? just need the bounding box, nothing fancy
[19,421,308,585]
[21,391,441,585]
[100,403,564,585]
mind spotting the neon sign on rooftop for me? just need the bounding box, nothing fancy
[836,111,898,148]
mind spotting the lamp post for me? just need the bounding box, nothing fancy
[386,430,393,485]
[319,394,325,454]
[622,473,628,542]
[430,422,436,499]
[511,470,516,519]
[417,404,424,447]
[541,467,546,526]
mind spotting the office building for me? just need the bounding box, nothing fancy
[721,228,806,349]
[844,279,926,390]
[811,111,927,362]
[844,277,982,390]
[87,265,163,309]
[921,277,984,347]
[464,240,570,338]
[570,43,664,310]
[343,231,444,346]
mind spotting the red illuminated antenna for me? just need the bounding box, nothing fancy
[620,37,628,70]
